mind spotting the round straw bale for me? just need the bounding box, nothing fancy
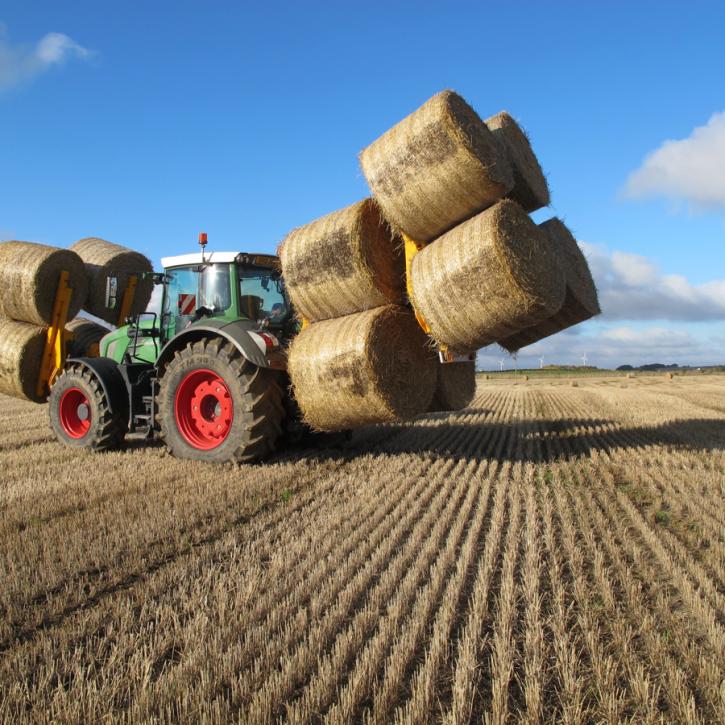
[486,111,550,212]
[71,238,153,324]
[0,317,48,402]
[288,305,437,431]
[410,199,565,352]
[0,241,88,326]
[360,90,513,242]
[499,218,599,352]
[428,361,476,412]
[279,199,405,322]
[66,317,110,357]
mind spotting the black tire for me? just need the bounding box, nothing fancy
[157,338,285,463]
[49,363,127,450]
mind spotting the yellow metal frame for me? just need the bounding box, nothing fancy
[402,232,448,352]
[36,271,73,398]
[117,274,138,327]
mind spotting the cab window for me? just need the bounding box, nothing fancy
[239,268,289,325]
[163,264,232,336]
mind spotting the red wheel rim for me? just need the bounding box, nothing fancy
[174,369,234,450]
[59,387,92,439]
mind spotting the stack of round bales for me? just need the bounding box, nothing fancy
[71,237,153,324]
[498,219,600,352]
[409,199,566,353]
[281,198,437,430]
[485,111,550,213]
[288,306,436,431]
[360,90,514,242]
[279,198,405,321]
[428,359,477,412]
[0,241,89,402]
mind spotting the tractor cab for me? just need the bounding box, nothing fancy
[99,247,294,366]
[160,251,292,341]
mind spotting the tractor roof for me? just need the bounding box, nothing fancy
[162,251,239,268]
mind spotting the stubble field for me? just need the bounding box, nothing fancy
[0,375,723,723]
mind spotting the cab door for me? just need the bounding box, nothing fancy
[161,266,200,342]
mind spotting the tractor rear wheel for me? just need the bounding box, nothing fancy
[157,338,285,463]
[49,363,127,450]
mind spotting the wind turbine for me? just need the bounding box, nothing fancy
[539,356,545,369]
[498,358,505,372]
[581,352,588,367]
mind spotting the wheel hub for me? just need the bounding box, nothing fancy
[174,369,234,450]
[58,387,92,439]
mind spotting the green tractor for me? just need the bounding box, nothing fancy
[48,239,298,463]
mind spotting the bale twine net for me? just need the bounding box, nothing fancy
[288,305,437,431]
[0,317,48,402]
[71,238,153,324]
[360,90,513,242]
[428,361,477,412]
[66,317,111,357]
[279,198,405,322]
[486,111,550,213]
[0,241,88,326]
[499,218,600,352]
[409,199,565,352]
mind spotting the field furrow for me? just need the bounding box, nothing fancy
[0,376,723,721]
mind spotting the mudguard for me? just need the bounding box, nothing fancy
[155,319,278,371]
[66,356,130,425]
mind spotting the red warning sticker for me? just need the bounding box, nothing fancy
[178,293,196,315]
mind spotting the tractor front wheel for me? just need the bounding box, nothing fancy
[157,338,284,463]
[49,363,127,450]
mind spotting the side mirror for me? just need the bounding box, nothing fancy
[105,276,118,309]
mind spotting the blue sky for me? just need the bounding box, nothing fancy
[1,1,724,368]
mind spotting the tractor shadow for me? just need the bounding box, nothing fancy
[277,408,725,465]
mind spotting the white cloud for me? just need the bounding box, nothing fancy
[146,283,164,314]
[0,24,91,92]
[581,242,725,322]
[475,242,725,370]
[624,111,725,208]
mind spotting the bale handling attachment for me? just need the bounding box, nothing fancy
[35,272,138,399]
